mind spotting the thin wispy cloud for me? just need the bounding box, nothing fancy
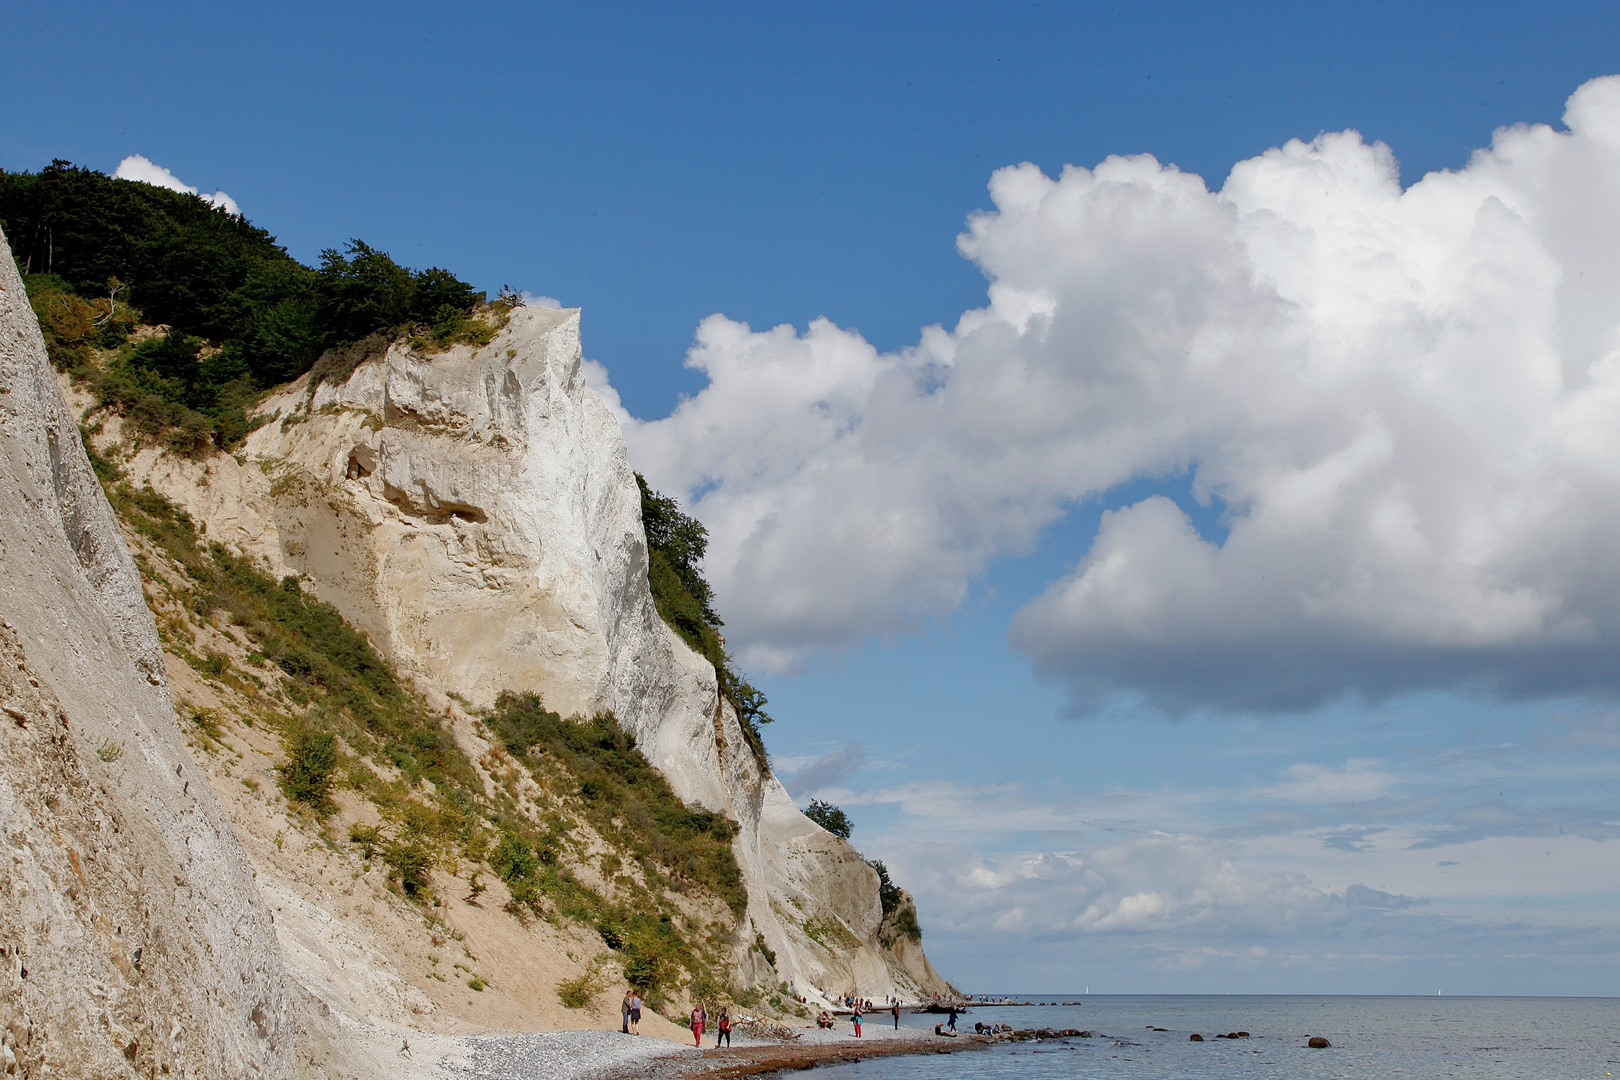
[781,741,865,798]
[1260,760,1398,804]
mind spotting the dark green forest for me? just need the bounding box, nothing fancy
[0,160,493,451]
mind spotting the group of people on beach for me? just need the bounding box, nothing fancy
[619,991,644,1035]
[623,988,916,1046]
[619,990,735,1047]
[684,1003,733,1047]
[814,1000,902,1035]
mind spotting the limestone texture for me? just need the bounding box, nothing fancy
[126,306,952,1003]
[0,227,299,1078]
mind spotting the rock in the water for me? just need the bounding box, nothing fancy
[1190,1033,1205,1041]
[1308,1036,1332,1048]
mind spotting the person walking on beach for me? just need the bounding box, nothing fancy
[690,1003,706,1047]
[947,1005,958,1032]
[629,992,643,1035]
[620,991,632,1034]
[891,1001,900,1030]
[716,1008,732,1047]
[852,1005,862,1037]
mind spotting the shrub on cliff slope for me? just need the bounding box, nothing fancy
[279,721,339,810]
[637,473,773,758]
[482,690,746,917]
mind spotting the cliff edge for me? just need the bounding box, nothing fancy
[0,228,299,1077]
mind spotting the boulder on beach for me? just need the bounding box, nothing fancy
[1308,1036,1332,1048]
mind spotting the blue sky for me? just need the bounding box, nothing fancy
[10,0,1620,995]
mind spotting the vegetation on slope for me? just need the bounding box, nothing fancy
[96,447,751,1003]
[2,161,498,452]
[637,473,773,759]
[799,800,922,946]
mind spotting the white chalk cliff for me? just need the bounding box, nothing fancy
[128,307,951,1003]
[0,229,300,1077]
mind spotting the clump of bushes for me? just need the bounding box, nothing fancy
[556,955,610,1008]
[381,837,434,896]
[348,822,383,859]
[23,272,138,378]
[280,721,339,810]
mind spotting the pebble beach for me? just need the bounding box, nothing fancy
[436,1021,979,1080]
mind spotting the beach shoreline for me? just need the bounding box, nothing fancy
[601,1029,992,1079]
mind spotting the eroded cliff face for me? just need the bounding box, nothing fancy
[0,230,299,1077]
[124,306,950,1003]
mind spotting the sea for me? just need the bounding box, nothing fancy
[820,996,1620,1079]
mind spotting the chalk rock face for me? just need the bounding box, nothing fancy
[130,307,951,1000]
[0,229,298,1077]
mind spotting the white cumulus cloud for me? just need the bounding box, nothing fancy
[619,76,1620,712]
[114,154,240,216]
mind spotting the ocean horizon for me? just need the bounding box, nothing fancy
[823,994,1620,1079]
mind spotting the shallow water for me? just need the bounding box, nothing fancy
[820,996,1620,1079]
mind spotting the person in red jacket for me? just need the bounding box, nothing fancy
[690,1004,706,1047]
[715,1008,733,1047]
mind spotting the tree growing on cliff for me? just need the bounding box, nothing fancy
[804,799,852,839]
[636,474,774,758]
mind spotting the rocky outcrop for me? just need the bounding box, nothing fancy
[126,306,951,1003]
[0,229,299,1077]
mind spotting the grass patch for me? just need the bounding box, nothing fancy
[482,691,745,917]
